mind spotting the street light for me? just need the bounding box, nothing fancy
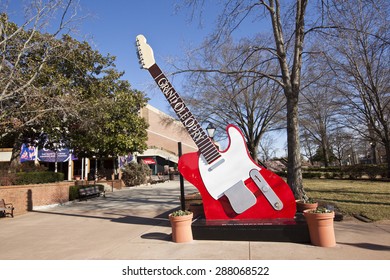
[53,142,58,173]
[370,142,377,164]
[206,123,216,140]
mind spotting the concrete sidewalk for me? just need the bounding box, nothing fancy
[0,180,389,260]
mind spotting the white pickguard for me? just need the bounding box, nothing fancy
[198,125,260,200]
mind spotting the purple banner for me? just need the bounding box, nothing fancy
[119,153,133,168]
[20,144,37,163]
[37,148,71,162]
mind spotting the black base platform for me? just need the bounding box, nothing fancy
[191,216,310,243]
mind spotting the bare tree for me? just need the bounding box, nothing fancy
[323,0,390,176]
[182,37,285,162]
[331,127,354,166]
[259,132,278,162]
[300,130,316,165]
[300,85,340,167]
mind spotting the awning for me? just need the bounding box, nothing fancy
[142,157,156,164]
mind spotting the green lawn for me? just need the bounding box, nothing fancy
[303,179,390,221]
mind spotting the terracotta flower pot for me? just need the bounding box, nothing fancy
[169,212,193,243]
[303,209,336,247]
[296,200,318,213]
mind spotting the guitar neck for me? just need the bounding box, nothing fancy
[148,64,221,164]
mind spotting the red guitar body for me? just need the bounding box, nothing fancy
[178,125,296,220]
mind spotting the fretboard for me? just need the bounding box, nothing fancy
[148,63,221,164]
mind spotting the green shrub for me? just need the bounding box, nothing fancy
[270,164,388,181]
[324,172,335,179]
[365,165,378,180]
[15,161,48,173]
[69,185,81,200]
[14,171,64,185]
[122,162,151,187]
[342,165,365,179]
[374,164,387,179]
[302,172,322,179]
[333,172,344,179]
[306,166,341,173]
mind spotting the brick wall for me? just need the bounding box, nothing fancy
[0,182,71,216]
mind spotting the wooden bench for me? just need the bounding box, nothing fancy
[78,186,105,201]
[0,199,14,218]
[150,174,166,184]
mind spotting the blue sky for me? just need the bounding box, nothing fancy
[74,0,213,111]
[5,0,216,111]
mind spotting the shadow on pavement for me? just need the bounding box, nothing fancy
[338,242,390,251]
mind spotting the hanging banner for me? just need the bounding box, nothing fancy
[37,148,71,162]
[20,144,37,163]
[119,153,133,168]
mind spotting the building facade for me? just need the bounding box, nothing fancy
[137,104,198,175]
[0,104,198,179]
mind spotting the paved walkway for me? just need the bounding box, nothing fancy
[0,180,389,260]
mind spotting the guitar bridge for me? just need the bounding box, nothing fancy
[250,169,283,211]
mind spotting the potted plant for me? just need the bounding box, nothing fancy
[303,207,336,247]
[169,210,193,243]
[296,194,318,213]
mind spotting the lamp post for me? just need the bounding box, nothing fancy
[53,143,58,173]
[370,142,377,164]
[166,156,170,181]
[92,155,98,182]
[206,122,216,140]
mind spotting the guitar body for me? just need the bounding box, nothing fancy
[179,124,296,220]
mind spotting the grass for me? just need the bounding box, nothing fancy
[303,179,390,221]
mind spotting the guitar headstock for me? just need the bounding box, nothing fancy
[136,34,155,69]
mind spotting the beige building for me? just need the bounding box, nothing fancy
[137,104,198,175]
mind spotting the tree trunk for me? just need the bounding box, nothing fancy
[10,145,22,171]
[321,140,329,167]
[246,138,260,164]
[267,0,307,198]
[385,143,390,178]
[286,91,304,199]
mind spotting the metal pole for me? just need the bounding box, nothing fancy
[95,157,98,183]
[178,142,185,210]
[54,149,58,173]
[68,152,72,181]
[81,157,85,181]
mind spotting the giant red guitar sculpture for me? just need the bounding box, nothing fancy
[136,35,296,220]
